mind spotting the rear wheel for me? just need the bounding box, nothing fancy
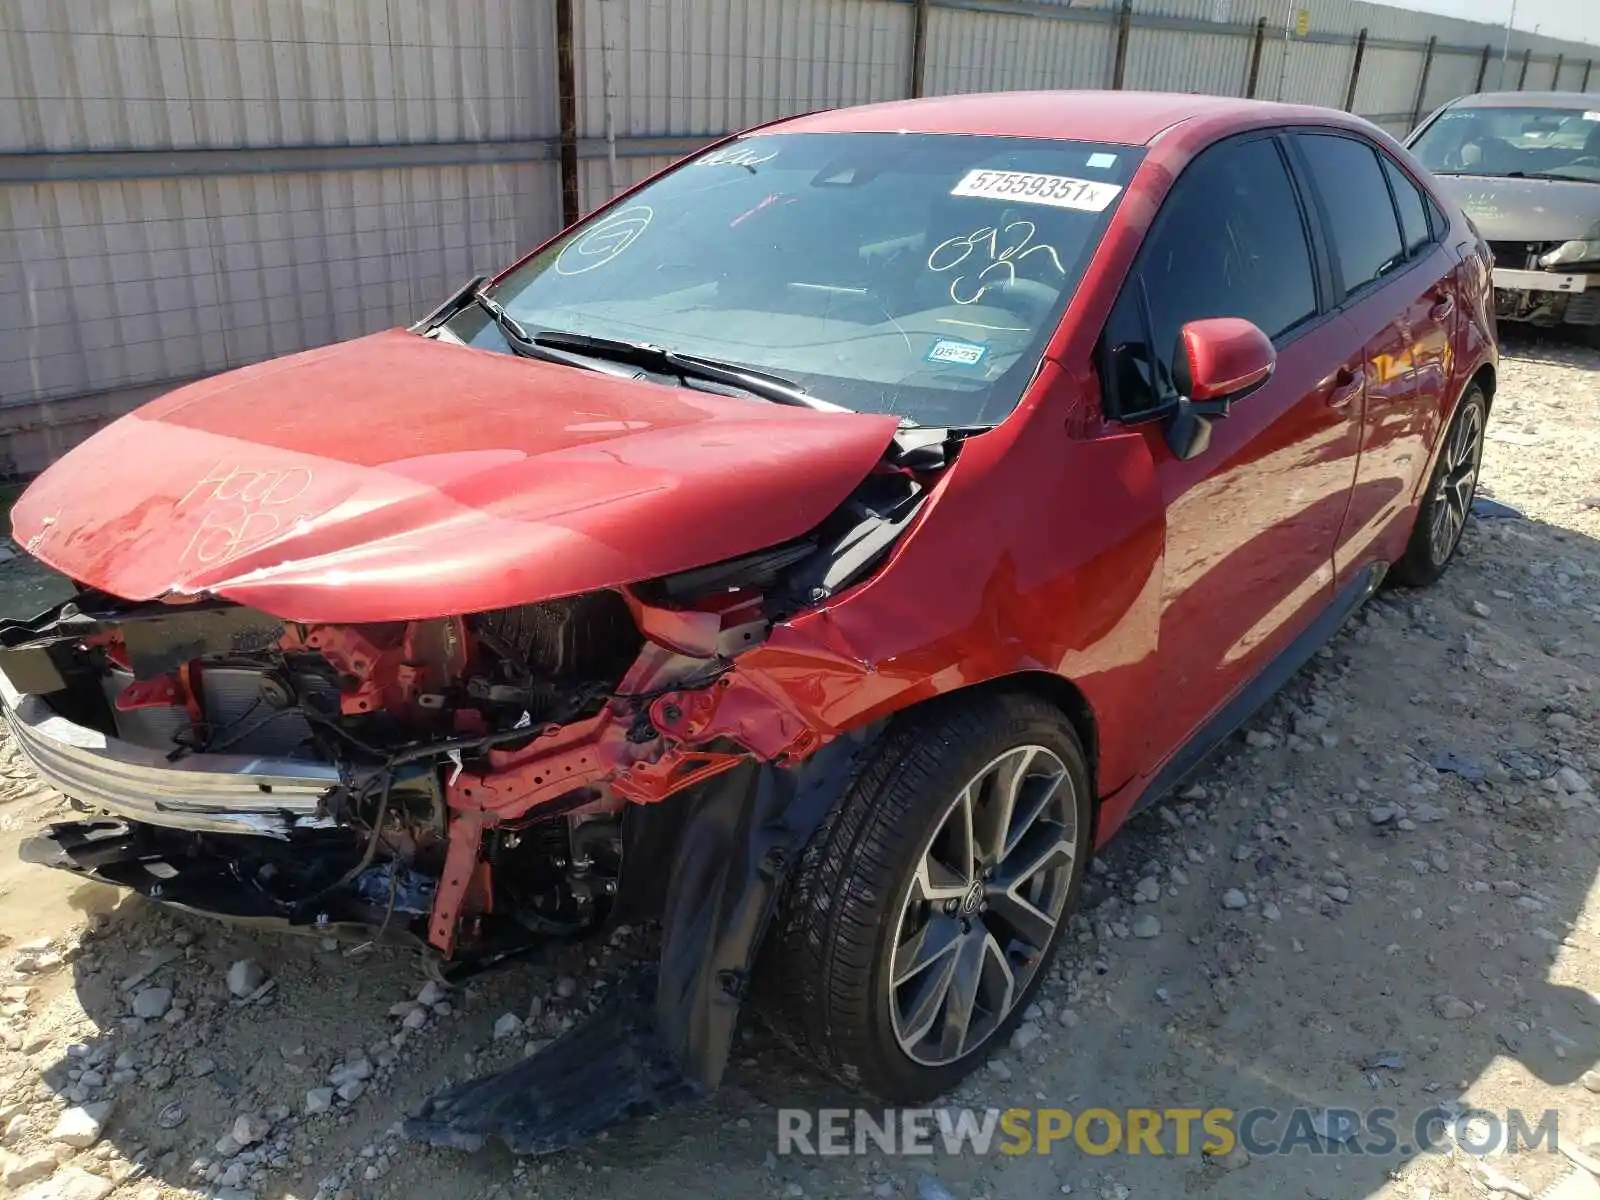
[758,694,1091,1101]
[1390,385,1487,588]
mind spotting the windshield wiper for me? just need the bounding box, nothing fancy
[473,289,533,344]
[1435,169,1598,182]
[531,330,852,413]
[1503,169,1599,182]
[465,291,646,380]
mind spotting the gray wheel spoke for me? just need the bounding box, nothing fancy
[979,933,1017,1033]
[987,819,1073,952]
[896,933,963,1048]
[945,785,978,882]
[973,746,1035,865]
[984,887,1058,955]
[1002,770,1066,861]
[893,915,963,986]
[1458,409,1481,463]
[1448,458,1478,516]
[912,855,970,904]
[995,818,1074,893]
[932,931,988,1060]
[1444,488,1464,529]
[1431,493,1452,534]
[1430,499,1454,562]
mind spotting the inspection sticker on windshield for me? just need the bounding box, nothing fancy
[926,338,988,367]
[950,169,1122,212]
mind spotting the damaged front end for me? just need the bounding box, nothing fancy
[0,426,956,1152]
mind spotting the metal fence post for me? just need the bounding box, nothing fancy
[909,0,930,98]
[1475,43,1492,92]
[1585,59,1595,92]
[1344,28,1367,112]
[1552,52,1564,89]
[1518,47,1531,89]
[1410,36,1437,130]
[1111,0,1134,90]
[555,0,580,227]
[1245,17,1268,99]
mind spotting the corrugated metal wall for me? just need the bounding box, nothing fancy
[2,0,1597,475]
[571,0,911,212]
[0,0,561,473]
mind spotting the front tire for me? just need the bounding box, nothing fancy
[758,693,1091,1101]
[1390,384,1487,588]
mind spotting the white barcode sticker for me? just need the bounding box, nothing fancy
[1586,110,1600,122]
[950,169,1123,212]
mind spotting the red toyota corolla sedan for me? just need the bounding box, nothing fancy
[0,92,1493,1152]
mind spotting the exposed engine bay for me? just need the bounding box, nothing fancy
[10,590,656,962]
[0,426,954,976]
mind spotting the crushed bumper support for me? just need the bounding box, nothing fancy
[0,667,340,839]
[421,591,833,959]
[19,820,385,936]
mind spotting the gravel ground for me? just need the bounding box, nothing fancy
[0,334,1595,1200]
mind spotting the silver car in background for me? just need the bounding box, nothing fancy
[1409,91,1600,342]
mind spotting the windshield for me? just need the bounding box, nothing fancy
[440,132,1140,425]
[1410,104,1600,181]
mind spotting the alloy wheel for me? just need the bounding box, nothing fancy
[887,745,1077,1066]
[1428,401,1484,567]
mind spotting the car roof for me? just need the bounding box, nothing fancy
[768,90,1362,148]
[1447,91,1600,110]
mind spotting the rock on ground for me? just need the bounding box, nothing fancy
[49,1103,110,1149]
[15,1166,115,1200]
[225,959,266,997]
[129,986,171,1019]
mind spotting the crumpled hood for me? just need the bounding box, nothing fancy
[11,330,899,623]
[1433,174,1600,243]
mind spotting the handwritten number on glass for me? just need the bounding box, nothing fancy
[926,221,1065,306]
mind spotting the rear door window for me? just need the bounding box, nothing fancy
[1381,156,1433,258]
[1295,133,1405,296]
[1100,135,1318,416]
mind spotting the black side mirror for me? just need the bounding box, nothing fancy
[1164,396,1231,460]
